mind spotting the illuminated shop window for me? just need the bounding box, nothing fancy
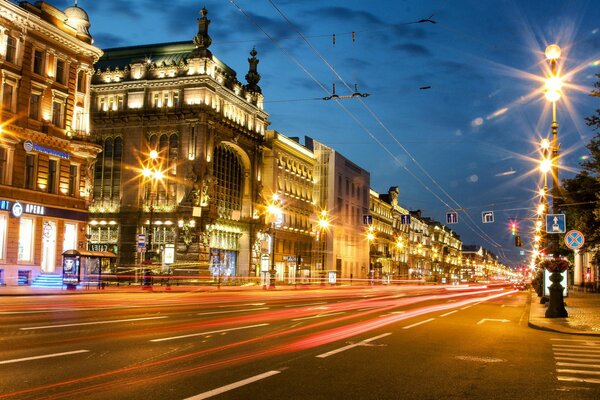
[18,217,34,262]
[63,223,77,252]
[0,214,6,260]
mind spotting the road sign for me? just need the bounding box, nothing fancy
[482,211,494,224]
[400,214,411,225]
[362,214,373,225]
[446,211,458,224]
[137,233,146,244]
[545,214,566,233]
[564,230,584,249]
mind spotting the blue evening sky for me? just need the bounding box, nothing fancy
[57,0,600,266]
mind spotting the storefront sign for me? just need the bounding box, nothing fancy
[1,198,86,220]
[11,202,23,217]
[23,140,70,160]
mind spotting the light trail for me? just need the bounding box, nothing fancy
[0,288,516,399]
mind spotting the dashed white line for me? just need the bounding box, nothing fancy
[284,302,327,308]
[402,318,435,330]
[150,323,269,342]
[0,350,89,365]
[460,305,472,310]
[20,316,168,330]
[440,310,458,317]
[316,333,391,359]
[197,307,269,316]
[184,370,281,399]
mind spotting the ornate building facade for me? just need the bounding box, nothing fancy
[89,8,268,278]
[262,131,316,283]
[0,1,102,285]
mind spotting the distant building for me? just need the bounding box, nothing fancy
[89,8,268,278]
[0,1,102,285]
[306,137,370,280]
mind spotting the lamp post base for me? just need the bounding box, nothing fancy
[545,271,568,318]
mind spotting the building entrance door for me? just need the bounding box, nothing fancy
[41,220,57,273]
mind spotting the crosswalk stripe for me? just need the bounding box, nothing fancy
[552,345,600,350]
[556,362,600,368]
[556,369,600,376]
[555,357,600,362]
[557,376,600,384]
[552,349,600,354]
[554,353,600,358]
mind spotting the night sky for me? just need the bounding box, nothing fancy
[55,0,600,266]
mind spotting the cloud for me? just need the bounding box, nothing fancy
[92,32,130,49]
[394,43,431,56]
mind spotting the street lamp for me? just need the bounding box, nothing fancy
[142,150,164,267]
[318,210,329,285]
[266,194,283,289]
[544,44,562,212]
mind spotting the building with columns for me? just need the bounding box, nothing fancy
[0,0,102,285]
[89,8,268,279]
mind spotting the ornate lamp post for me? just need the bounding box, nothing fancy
[318,210,329,285]
[266,194,283,289]
[541,43,568,318]
[142,150,164,285]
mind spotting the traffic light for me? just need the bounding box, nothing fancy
[511,223,517,236]
[515,235,523,247]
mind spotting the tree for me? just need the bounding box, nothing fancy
[561,73,600,263]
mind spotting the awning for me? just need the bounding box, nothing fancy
[62,249,117,258]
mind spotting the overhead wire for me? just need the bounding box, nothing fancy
[262,0,508,257]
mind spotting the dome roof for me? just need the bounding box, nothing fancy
[64,5,91,37]
[64,6,89,21]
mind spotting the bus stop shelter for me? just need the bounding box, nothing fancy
[62,249,116,289]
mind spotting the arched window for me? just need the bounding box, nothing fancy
[213,144,243,217]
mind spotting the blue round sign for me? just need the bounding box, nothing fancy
[564,230,584,249]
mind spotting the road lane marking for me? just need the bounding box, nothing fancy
[553,349,600,354]
[284,302,327,307]
[440,310,458,317]
[556,369,600,376]
[402,318,435,330]
[556,362,600,368]
[551,338,600,344]
[0,350,89,365]
[197,307,269,316]
[477,318,510,325]
[557,376,600,384]
[184,370,281,399]
[316,333,391,358]
[554,353,600,358]
[150,323,269,342]
[20,316,168,330]
[460,305,471,310]
[455,355,505,363]
[291,312,345,321]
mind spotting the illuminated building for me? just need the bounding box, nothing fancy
[262,131,316,283]
[407,210,432,280]
[0,1,102,286]
[305,137,370,280]
[89,8,268,278]
[422,218,462,283]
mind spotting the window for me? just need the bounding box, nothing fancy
[63,223,77,252]
[69,164,79,196]
[18,217,34,262]
[0,214,5,260]
[2,83,13,111]
[77,70,85,92]
[47,159,58,194]
[92,137,122,203]
[52,100,64,127]
[173,92,180,107]
[29,93,41,120]
[24,154,36,189]
[0,147,6,185]
[56,59,66,84]
[5,36,16,64]
[33,49,44,75]
[213,144,243,217]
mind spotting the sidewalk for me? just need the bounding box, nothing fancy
[528,289,600,336]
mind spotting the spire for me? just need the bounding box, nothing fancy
[244,47,261,94]
[191,7,212,58]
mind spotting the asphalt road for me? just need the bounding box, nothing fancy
[0,285,598,400]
